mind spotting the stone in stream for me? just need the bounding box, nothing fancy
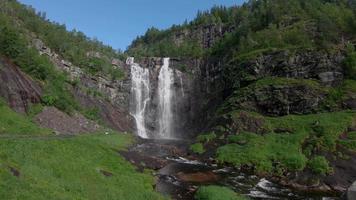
[348,181,356,200]
[176,171,220,183]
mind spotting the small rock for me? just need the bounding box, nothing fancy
[8,166,20,177]
[100,169,113,177]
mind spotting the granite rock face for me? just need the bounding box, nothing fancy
[241,50,345,86]
[233,84,326,116]
[0,57,42,113]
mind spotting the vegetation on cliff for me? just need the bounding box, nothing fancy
[194,110,356,179]
[0,0,125,114]
[127,0,356,59]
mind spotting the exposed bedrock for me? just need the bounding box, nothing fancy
[0,57,42,113]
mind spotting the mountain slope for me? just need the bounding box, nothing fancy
[126,0,356,195]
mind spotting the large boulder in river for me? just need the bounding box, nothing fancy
[348,182,356,200]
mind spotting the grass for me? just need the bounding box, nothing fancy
[217,111,355,174]
[194,185,248,200]
[308,156,333,175]
[0,133,165,200]
[0,99,51,135]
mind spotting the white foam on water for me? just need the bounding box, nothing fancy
[128,57,150,138]
[157,58,174,138]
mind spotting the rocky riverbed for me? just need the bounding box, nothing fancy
[120,139,343,200]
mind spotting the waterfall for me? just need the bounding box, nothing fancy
[157,58,174,138]
[178,72,185,97]
[128,57,150,138]
[128,57,179,139]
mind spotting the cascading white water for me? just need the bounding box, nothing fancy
[178,72,185,97]
[157,58,174,138]
[128,57,150,138]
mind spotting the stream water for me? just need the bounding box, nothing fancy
[123,139,341,200]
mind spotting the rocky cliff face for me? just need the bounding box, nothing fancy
[128,57,226,138]
[240,50,345,86]
[218,49,351,116]
[13,38,351,137]
[32,38,134,132]
[0,57,42,113]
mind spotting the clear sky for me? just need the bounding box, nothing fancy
[18,0,245,50]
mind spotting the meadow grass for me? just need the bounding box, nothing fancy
[0,133,165,200]
[0,99,51,135]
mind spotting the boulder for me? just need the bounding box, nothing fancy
[345,98,356,110]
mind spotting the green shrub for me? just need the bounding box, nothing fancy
[82,107,100,121]
[308,156,333,175]
[339,140,356,151]
[197,132,217,143]
[281,154,307,171]
[27,103,44,118]
[195,185,247,200]
[190,143,205,154]
[347,132,356,140]
[344,44,356,80]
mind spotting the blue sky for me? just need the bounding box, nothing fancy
[18,0,245,50]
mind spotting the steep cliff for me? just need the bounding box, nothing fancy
[124,0,356,194]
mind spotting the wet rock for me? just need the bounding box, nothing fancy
[176,171,220,183]
[119,150,168,171]
[347,182,356,200]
